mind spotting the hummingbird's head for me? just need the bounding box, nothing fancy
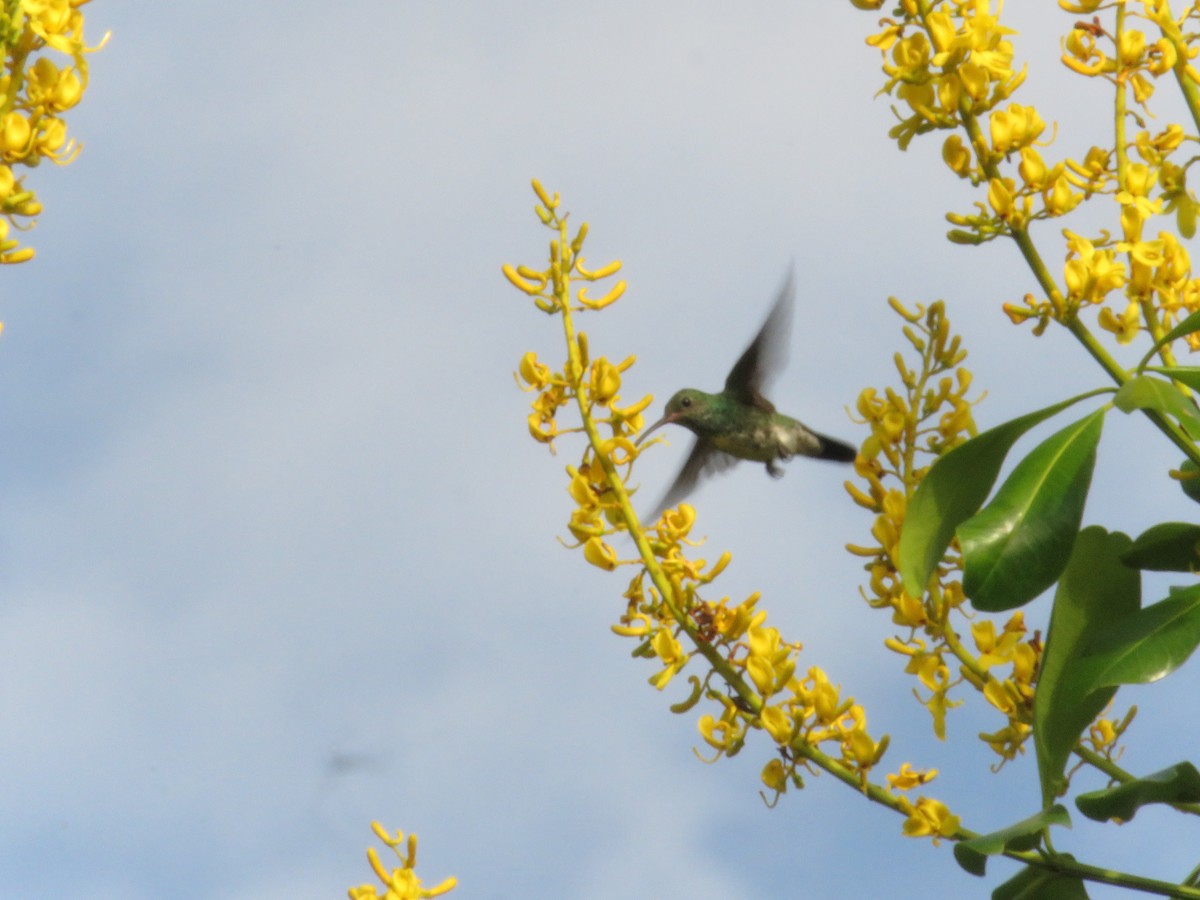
[636,389,709,445]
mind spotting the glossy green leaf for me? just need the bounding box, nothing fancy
[1070,585,1200,693]
[1114,375,1200,441]
[898,392,1107,599]
[959,409,1105,612]
[1144,366,1200,392]
[1138,309,1200,371]
[1034,527,1139,806]
[1076,762,1200,823]
[953,805,1070,877]
[1121,522,1200,572]
[992,863,1088,900]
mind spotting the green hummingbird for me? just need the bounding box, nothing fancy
[636,270,856,514]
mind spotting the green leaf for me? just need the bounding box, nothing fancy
[1070,585,1200,693]
[1138,309,1200,371]
[1121,522,1200,572]
[1144,366,1200,392]
[959,409,1106,612]
[992,863,1088,900]
[1034,527,1139,806]
[953,806,1070,877]
[1114,375,1200,441]
[1076,762,1200,823]
[953,843,988,877]
[898,392,1107,598]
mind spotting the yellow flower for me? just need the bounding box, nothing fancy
[649,627,687,689]
[900,797,961,844]
[610,392,652,435]
[1017,146,1046,189]
[983,677,1017,715]
[1043,174,1081,216]
[1148,38,1177,76]
[588,357,624,406]
[567,506,605,542]
[761,705,794,744]
[527,412,558,444]
[655,503,697,541]
[577,280,627,310]
[0,113,32,160]
[893,32,932,71]
[761,758,789,792]
[1063,234,1126,307]
[583,537,619,571]
[989,103,1045,155]
[979,722,1030,760]
[942,134,973,178]
[1097,300,1141,343]
[844,725,880,767]
[503,263,547,296]
[1089,718,1118,750]
[1062,28,1109,77]
[888,763,938,791]
[708,593,759,641]
[957,61,990,101]
[971,613,1025,668]
[352,823,457,900]
[517,351,552,391]
[810,671,844,724]
[987,177,1012,216]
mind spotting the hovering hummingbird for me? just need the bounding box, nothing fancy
[636,270,856,514]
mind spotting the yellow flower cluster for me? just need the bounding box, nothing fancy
[348,822,457,900]
[618,507,894,800]
[506,181,932,829]
[861,1,1200,350]
[869,1,1099,246]
[1012,0,1200,342]
[846,299,1042,762]
[868,0,1024,153]
[969,612,1038,760]
[0,0,102,264]
[1062,3,1182,103]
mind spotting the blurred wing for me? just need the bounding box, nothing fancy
[651,438,740,516]
[723,266,795,412]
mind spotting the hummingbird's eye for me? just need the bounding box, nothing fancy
[680,396,692,408]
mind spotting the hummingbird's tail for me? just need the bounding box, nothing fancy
[813,432,857,463]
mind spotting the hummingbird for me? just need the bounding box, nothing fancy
[636,269,856,514]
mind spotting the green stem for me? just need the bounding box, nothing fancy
[1155,1,1200,137]
[795,740,909,814]
[1000,849,1200,898]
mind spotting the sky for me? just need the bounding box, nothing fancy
[2,3,1199,899]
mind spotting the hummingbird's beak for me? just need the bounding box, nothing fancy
[635,414,675,447]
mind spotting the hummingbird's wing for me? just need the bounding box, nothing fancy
[723,267,794,413]
[652,438,739,516]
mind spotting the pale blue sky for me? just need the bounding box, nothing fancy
[1,3,1197,898]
